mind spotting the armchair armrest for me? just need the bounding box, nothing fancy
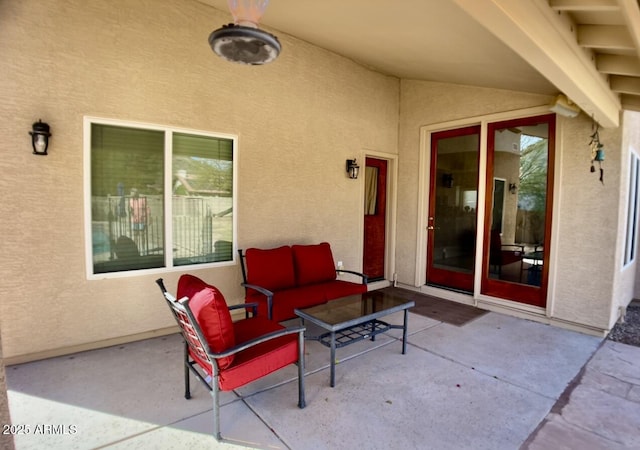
[228,302,258,319]
[240,282,275,320]
[211,325,306,359]
[336,269,369,285]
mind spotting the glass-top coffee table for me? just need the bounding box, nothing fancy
[294,291,415,387]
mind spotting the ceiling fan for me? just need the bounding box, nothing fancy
[208,0,281,65]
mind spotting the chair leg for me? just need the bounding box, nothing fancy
[211,374,221,441]
[297,330,306,409]
[183,342,191,400]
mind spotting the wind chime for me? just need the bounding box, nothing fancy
[589,118,605,184]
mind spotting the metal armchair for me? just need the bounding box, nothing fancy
[156,275,306,441]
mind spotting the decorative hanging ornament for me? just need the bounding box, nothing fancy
[589,118,605,184]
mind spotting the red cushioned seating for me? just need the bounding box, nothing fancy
[245,245,296,295]
[240,242,368,322]
[292,243,337,285]
[220,316,299,390]
[322,279,367,299]
[156,275,306,441]
[246,284,328,322]
[178,274,236,370]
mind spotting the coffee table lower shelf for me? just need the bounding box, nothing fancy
[315,319,393,348]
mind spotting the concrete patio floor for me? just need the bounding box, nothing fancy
[5,308,640,449]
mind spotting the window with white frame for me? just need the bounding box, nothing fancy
[624,151,640,266]
[85,118,236,276]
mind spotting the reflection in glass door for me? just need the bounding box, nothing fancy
[481,114,555,307]
[427,126,480,293]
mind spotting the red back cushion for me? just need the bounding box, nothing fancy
[245,246,295,291]
[177,274,235,370]
[292,242,337,286]
[177,274,208,300]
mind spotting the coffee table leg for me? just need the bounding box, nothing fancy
[402,309,409,354]
[330,331,336,387]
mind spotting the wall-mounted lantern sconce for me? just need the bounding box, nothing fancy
[30,120,51,155]
[509,183,518,194]
[442,173,454,188]
[346,159,360,179]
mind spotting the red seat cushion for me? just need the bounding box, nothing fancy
[220,317,299,391]
[248,285,328,322]
[292,242,337,286]
[177,274,235,370]
[245,246,296,293]
[322,279,367,301]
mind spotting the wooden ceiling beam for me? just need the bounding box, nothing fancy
[577,25,634,51]
[453,0,620,127]
[549,0,619,11]
[617,0,640,60]
[621,94,640,111]
[610,75,640,94]
[597,54,640,75]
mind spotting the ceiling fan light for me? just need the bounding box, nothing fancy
[226,0,270,28]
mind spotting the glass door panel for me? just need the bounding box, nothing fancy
[427,126,480,292]
[481,114,555,307]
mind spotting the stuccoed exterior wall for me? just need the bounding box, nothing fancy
[0,0,399,361]
[615,111,640,321]
[551,114,622,330]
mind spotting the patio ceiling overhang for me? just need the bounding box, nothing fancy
[198,0,640,129]
[452,0,626,128]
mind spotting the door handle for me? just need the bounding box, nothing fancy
[427,226,434,230]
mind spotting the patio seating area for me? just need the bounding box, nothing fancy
[5,290,640,449]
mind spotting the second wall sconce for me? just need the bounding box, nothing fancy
[30,119,51,155]
[509,183,518,194]
[346,159,360,179]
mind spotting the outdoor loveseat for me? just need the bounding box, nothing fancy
[239,242,368,322]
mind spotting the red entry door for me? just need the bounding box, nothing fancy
[363,157,387,281]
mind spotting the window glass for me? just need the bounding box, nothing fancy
[88,120,235,275]
[624,153,640,266]
[172,133,233,265]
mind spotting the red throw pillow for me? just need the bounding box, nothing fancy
[177,275,235,370]
[177,274,208,300]
[245,246,295,291]
[292,242,337,286]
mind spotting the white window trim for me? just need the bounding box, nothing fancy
[623,149,640,268]
[83,116,238,280]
